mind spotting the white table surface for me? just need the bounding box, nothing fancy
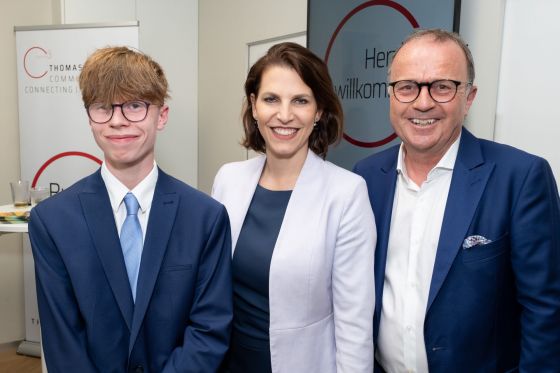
[0,204,30,233]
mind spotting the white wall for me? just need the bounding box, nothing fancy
[0,0,55,345]
[62,0,136,21]
[61,0,198,187]
[494,0,560,182]
[460,0,507,140]
[138,1,198,187]
[198,0,308,193]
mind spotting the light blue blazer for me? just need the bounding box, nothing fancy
[212,149,376,373]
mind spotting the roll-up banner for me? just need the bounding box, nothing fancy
[14,22,138,354]
[308,0,460,170]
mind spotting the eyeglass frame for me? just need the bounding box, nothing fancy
[387,79,473,103]
[85,100,153,124]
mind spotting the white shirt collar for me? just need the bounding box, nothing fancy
[396,131,462,181]
[100,161,159,214]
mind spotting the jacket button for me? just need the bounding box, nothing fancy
[134,366,144,373]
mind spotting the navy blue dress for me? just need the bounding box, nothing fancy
[225,184,291,373]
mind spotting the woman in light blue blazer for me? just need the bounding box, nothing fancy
[212,42,376,373]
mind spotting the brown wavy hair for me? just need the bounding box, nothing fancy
[79,46,170,107]
[241,42,343,159]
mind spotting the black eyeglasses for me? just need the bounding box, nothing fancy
[86,100,152,124]
[388,80,472,103]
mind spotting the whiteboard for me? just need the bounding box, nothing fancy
[494,0,560,184]
[246,32,307,159]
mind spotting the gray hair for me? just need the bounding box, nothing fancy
[388,29,475,83]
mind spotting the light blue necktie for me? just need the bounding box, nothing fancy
[120,192,142,302]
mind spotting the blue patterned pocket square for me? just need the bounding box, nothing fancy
[462,235,492,249]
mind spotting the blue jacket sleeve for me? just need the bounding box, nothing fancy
[161,205,233,372]
[29,207,99,372]
[510,157,560,371]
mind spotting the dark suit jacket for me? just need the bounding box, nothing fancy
[29,169,232,373]
[354,128,560,372]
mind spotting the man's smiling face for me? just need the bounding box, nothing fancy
[388,36,477,161]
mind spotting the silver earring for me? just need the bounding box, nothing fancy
[313,121,318,128]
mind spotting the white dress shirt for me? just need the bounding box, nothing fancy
[100,162,158,242]
[377,135,461,373]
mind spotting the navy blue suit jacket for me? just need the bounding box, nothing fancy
[354,128,560,372]
[29,169,232,373]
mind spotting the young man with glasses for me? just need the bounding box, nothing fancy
[354,29,560,372]
[29,46,232,372]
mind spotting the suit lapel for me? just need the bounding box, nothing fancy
[373,152,399,338]
[129,170,179,353]
[229,156,265,251]
[427,129,495,311]
[273,150,324,250]
[80,171,134,331]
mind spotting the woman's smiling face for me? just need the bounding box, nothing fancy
[251,65,321,162]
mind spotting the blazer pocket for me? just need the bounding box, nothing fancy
[161,264,193,272]
[461,233,509,263]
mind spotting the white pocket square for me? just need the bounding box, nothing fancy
[462,235,492,249]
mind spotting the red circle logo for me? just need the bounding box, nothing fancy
[32,151,102,188]
[23,46,49,79]
[324,0,419,148]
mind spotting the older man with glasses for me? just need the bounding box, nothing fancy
[354,29,560,373]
